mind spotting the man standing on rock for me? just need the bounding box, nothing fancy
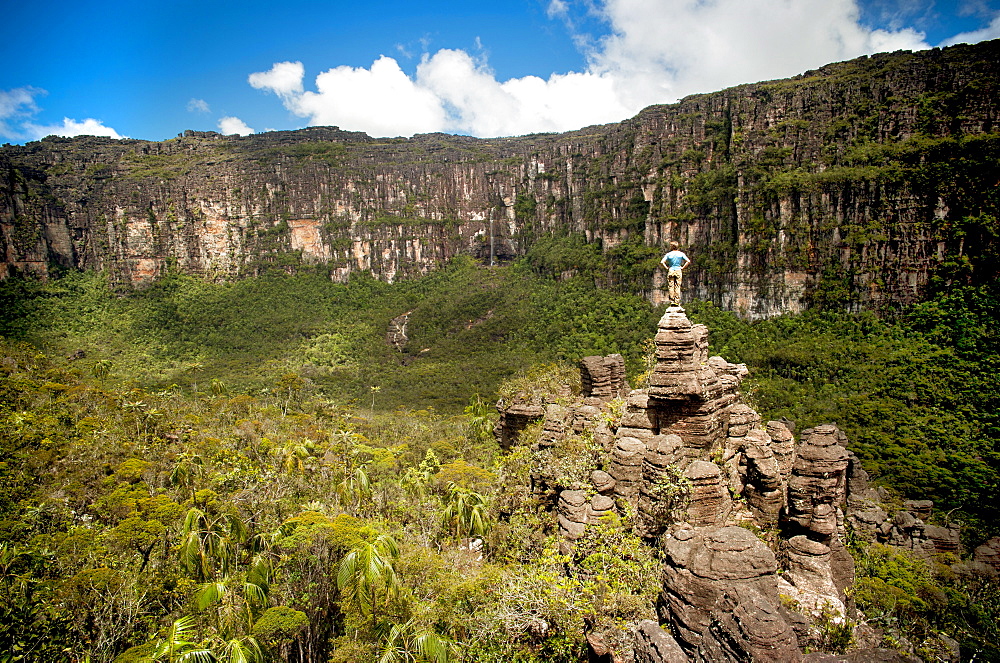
[660,241,691,305]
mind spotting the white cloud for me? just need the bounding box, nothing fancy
[589,0,929,109]
[249,61,305,98]
[1,86,124,141]
[218,116,255,135]
[547,0,569,19]
[0,86,45,140]
[254,56,447,137]
[26,117,123,140]
[246,0,964,139]
[940,10,1000,45]
[187,98,210,113]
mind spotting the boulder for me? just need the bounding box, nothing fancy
[696,589,801,662]
[588,494,616,523]
[633,620,689,663]
[591,470,617,495]
[660,526,782,655]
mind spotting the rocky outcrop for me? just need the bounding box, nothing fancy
[696,590,802,663]
[497,307,993,662]
[683,461,731,527]
[385,311,411,351]
[4,42,999,316]
[778,536,846,616]
[610,437,648,508]
[495,403,545,450]
[659,526,796,657]
[633,620,688,663]
[972,537,1000,576]
[581,354,628,402]
[787,425,850,542]
[557,490,589,548]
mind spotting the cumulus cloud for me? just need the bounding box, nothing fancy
[589,0,930,109]
[25,118,124,140]
[246,0,962,138]
[218,116,255,135]
[187,98,210,113]
[249,61,305,98]
[1,86,124,141]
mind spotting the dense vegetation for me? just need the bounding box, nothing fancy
[1,260,998,661]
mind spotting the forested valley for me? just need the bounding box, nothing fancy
[1,255,998,662]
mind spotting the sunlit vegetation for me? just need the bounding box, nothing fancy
[1,259,998,660]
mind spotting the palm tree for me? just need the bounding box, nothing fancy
[178,508,248,582]
[148,616,213,663]
[209,635,263,663]
[463,395,495,445]
[336,533,400,631]
[147,616,264,663]
[378,619,453,663]
[335,465,372,514]
[440,483,489,541]
[168,454,205,502]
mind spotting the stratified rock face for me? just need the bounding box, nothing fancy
[610,437,648,507]
[660,526,790,656]
[696,590,802,663]
[787,425,850,541]
[638,434,684,537]
[580,354,628,402]
[633,620,689,663]
[684,461,732,527]
[647,308,713,400]
[779,536,846,616]
[557,489,589,546]
[4,42,998,315]
[743,431,785,525]
[972,537,1000,576]
[385,311,410,351]
[495,403,545,450]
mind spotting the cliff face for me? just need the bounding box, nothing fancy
[2,40,998,317]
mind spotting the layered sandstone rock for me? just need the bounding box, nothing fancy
[696,590,802,663]
[493,312,993,663]
[633,620,688,663]
[683,461,732,527]
[5,43,1000,318]
[581,354,628,401]
[660,526,793,656]
[972,537,1000,576]
[787,425,850,542]
[610,437,648,508]
[495,403,544,450]
[637,434,684,537]
[778,536,846,617]
[557,489,589,546]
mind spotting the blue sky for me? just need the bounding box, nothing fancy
[2,0,998,143]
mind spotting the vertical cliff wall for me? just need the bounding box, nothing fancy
[2,40,998,316]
